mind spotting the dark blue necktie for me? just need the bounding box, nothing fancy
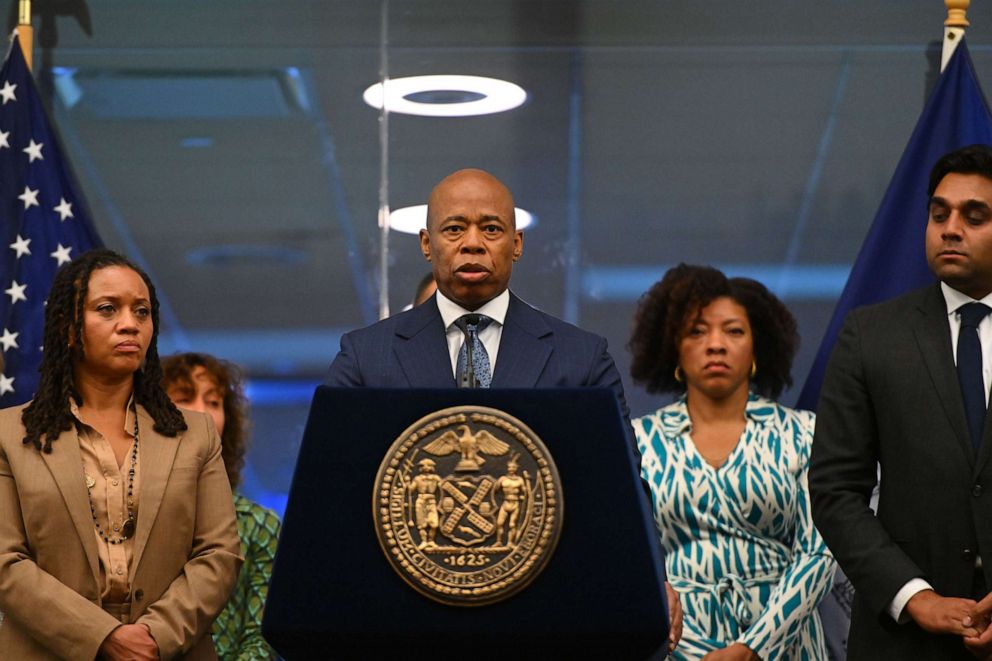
[454,314,492,388]
[957,302,991,451]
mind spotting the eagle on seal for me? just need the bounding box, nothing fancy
[423,424,510,471]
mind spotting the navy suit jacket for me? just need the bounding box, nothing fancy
[810,284,992,660]
[325,292,631,424]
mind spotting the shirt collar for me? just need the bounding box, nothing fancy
[69,393,139,437]
[661,392,771,436]
[435,288,510,330]
[940,281,992,315]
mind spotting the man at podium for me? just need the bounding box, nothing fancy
[324,168,629,420]
[322,167,681,653]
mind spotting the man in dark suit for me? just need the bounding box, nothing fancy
[325,168,629,420]
[325,168,683,654]
[810,144,992,660]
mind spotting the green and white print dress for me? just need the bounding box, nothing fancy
[635,394,835,661]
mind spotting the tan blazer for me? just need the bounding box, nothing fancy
[0,403,242,660]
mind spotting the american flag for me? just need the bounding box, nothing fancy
[0,34,102,407]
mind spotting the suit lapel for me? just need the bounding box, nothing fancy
[913,285,975,466]
[39,427,102,587]
[491,294,552,387]
[131,405,180,572]
[393,301,456,387]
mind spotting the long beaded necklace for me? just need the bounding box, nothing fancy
[84,414,138,544]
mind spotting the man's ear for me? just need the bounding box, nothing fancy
[512,230,523,262]
[420,229,432,262]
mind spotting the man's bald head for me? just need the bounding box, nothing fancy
[420,168,523,310]
[426,169,516,231]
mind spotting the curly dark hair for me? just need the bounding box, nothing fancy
[160,352,249,490]
[22,249,187,452]
[628,263,799,399]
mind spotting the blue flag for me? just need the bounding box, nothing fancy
[797,40,992,411]
[0,34,102,407]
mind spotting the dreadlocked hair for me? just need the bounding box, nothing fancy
[21,249,187,452]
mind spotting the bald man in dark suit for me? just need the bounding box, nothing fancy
[325,169,629,416]
[325,168,682,654]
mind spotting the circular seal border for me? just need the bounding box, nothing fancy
[372,405,564,607]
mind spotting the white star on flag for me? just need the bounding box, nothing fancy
[0,81,16,105]
[0,328,18,351]
[22,139,42,162]
[50,243,71,266]
[5,280,26,304]
[17,186,38,209]
[54,197,73,221]
[9,235,30,258]
[0,34,104,407]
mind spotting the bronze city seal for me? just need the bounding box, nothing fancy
[372,405,564,606]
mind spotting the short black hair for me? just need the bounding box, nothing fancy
[628,263,798,399]
[928,144,992,197]
[413,272,436,305]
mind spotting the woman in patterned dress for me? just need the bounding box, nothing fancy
[629,264,835,661]
[162,353,281,661]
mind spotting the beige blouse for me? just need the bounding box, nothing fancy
[70,399,141,603]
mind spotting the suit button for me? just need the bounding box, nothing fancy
[134,589,144,601]
[974,484,984,497]
[963,549,976,562]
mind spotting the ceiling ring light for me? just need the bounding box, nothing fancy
[389,205,535,234]
[363,75,527,117]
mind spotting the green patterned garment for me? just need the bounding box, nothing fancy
[212,493,282,661]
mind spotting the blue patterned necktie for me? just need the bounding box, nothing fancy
[957,302,991,451]
[454,314,493,388]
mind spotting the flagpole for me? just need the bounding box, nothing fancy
[16,0,31,72]
[942,0,969,71]
[16,0,32,72]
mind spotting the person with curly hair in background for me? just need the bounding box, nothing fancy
[162,352,281,661]
[0,249,241,659]
[629,264,834,661]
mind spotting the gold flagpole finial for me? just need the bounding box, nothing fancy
[945,0,970,27]
[941,0,969,71]
[16,0,33,71]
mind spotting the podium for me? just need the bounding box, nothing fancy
[263,387,669,659]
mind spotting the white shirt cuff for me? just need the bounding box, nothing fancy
[889,578,933,623]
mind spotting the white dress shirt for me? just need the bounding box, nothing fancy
[889,282,992,623]
[435,289,510,379]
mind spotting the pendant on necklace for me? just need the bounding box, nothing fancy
[85,474,96,490]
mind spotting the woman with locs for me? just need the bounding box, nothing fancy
[0,249,241,659]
